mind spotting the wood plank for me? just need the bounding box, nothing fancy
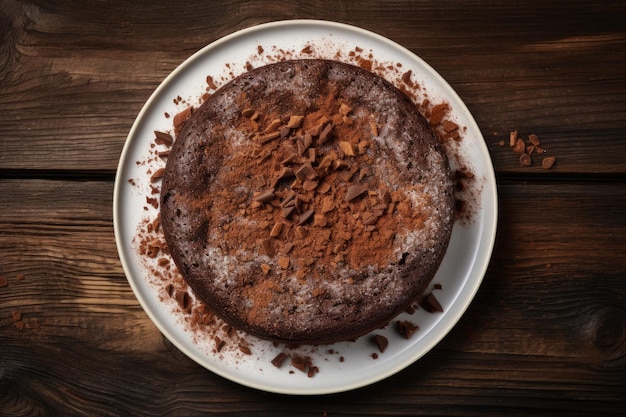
[1,178,624,415]
[1,1,625,174]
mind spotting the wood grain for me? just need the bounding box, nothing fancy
[1,179,624,415]
[1,0,625,415]
[1,1,625,174]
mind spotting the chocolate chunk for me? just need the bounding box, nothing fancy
[175,290,192,314]
[542,156,556,169]
[420,292,444,313]
[396,320,419,339]
[271,352,289,368]
[339,141,356,156]
[261,238,275,256]
[295,161,319,181]
[373,334,388,353]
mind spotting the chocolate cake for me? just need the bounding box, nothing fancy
[160,59,454,344]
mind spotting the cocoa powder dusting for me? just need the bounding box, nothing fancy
[200,87,427,326]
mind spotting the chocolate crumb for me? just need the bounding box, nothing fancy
[239,345,252,355]
[542,156,556,169]
[512,139,526,154]
[291,355,308,372]
[372,334,388,353]
[12,310,22,322]
[215,338,226,352]
[0,277,7,287]
[175,290,192,314]
[528,133,540,146]
[150,168,165,183]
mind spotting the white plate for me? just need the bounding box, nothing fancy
[113,20,497,395]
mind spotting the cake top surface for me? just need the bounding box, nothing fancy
[160,59,454,344]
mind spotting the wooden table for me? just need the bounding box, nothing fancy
[1,1,625,415]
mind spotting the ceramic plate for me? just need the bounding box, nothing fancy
[113,20,497,395]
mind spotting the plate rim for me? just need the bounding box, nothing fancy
[113,18,498,395]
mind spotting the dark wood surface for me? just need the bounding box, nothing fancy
[1,1,625,416]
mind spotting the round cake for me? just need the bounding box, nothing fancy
[160,59,455,345]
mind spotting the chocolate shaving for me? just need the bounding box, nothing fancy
[154,130,173,146]
[258,131,280,144]
[215,338,226,352]
[295,161,319,181]
[287,115,304,129]
[264,119,282,133]
[297,209,315,225]
[317,123,334,145]
[254,188,275,203]
[241,108,257,119]
[269,222,283,237]
[345,184,367,202]
[150,168,165,183]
